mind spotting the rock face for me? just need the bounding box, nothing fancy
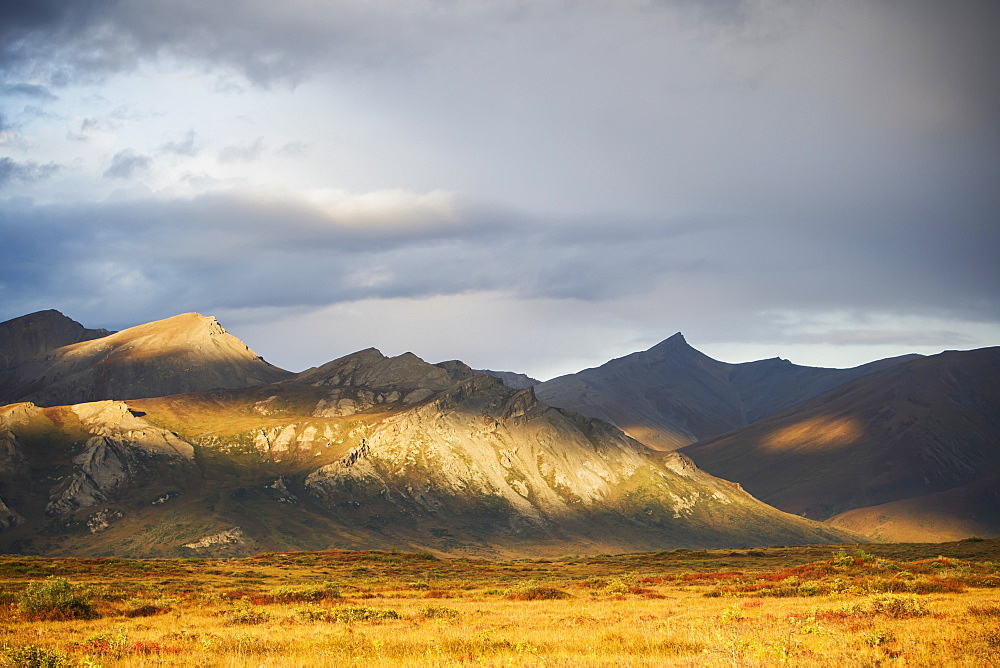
[535,333,916,450]
[682,347,1000,536]
[0,347,855,558]
[0,310,112,370]
[0,400,197,549]
[0,312,292,406]
[45,401,196,516]
[477,370,540,390]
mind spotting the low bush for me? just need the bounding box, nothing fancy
[504,586,571,601]
[268,582,340,603]
[1,644,73,667]
[836,594,929,619]
[332,606,402,623]
[17,577,97,621]
[224,600,271,625]
[421,605,459,619]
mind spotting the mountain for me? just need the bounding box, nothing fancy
[824,475,1000,542]
[477,369,540,389]
[0,310,112,370]
[681,347,1000,536]
[0,343,855,557]
[0,312,291,406]
[535,333,916,450]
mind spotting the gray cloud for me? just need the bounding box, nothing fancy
[0,157,60,186]
[0,186,995,333]
[0,83,56,100]
[219,138,265,163]
[160,130,198,156]
[103,150,151,179]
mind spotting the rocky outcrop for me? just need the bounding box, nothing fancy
[477,370,539,390]
[183,527,246,550]
[0,495,25,530]
[45,401,197,516]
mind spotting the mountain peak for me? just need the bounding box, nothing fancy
[0,312,291,406]
[646,332,704,360]
[0,309,112,370]
[296,348,458,392]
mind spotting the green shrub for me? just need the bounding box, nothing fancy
[421,605,459,619]
[332,606,401,623]
[269,582,340,602]
[17,577,96,621]
[838,594,928,619]
[292,604,402,623]
[224,600,271,625]
[1,645,73,667]
[863,630,896,647]
[504,586,571,601]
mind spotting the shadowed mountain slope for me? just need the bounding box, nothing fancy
[0,310,112,370]
[0,346,855,558]
[682,347,1000,533]
[825,475,1000,542]
[0,313,291,406]
[535,333,914,450]
[477,370,540,390]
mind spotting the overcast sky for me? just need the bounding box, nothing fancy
[1,0,998,380]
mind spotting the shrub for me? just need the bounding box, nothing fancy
[1,645,73,667]
[421,605,459,619]
[17,577,96,621]
[123,604,165,617]
[224,600,271,625]
[504,586,571,601]
[294,605,402,623]
[838,594,929,619]
[268,582,340,602]
[967,604,1000,618]
[863,630,896,647]
[332,606,402,623]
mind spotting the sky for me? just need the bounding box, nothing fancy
[1,0,998,380]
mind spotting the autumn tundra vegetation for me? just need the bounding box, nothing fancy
[0,539,997,666]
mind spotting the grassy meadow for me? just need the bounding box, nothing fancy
[0,539,998,666]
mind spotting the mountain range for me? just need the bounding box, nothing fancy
[533,334,999,543]
[0,309,995,557]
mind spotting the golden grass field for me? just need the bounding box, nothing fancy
[0,539,998,666]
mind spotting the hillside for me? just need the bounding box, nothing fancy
[0,313,292,406]
[0,346,855,557]
[682,347,1000,533]
[534,333,913,450]
[0,310,112,370]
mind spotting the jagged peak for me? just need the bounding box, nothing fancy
[648,332,688,350]
[296,347,459,392]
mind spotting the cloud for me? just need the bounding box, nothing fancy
[0,83,56,100]
[103,150,151,179]
[160,130,198,156]
[0,157,60,186]
[219,138,265,163]
[1,182,996,327]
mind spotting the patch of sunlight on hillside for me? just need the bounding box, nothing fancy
[762,416,863,452]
